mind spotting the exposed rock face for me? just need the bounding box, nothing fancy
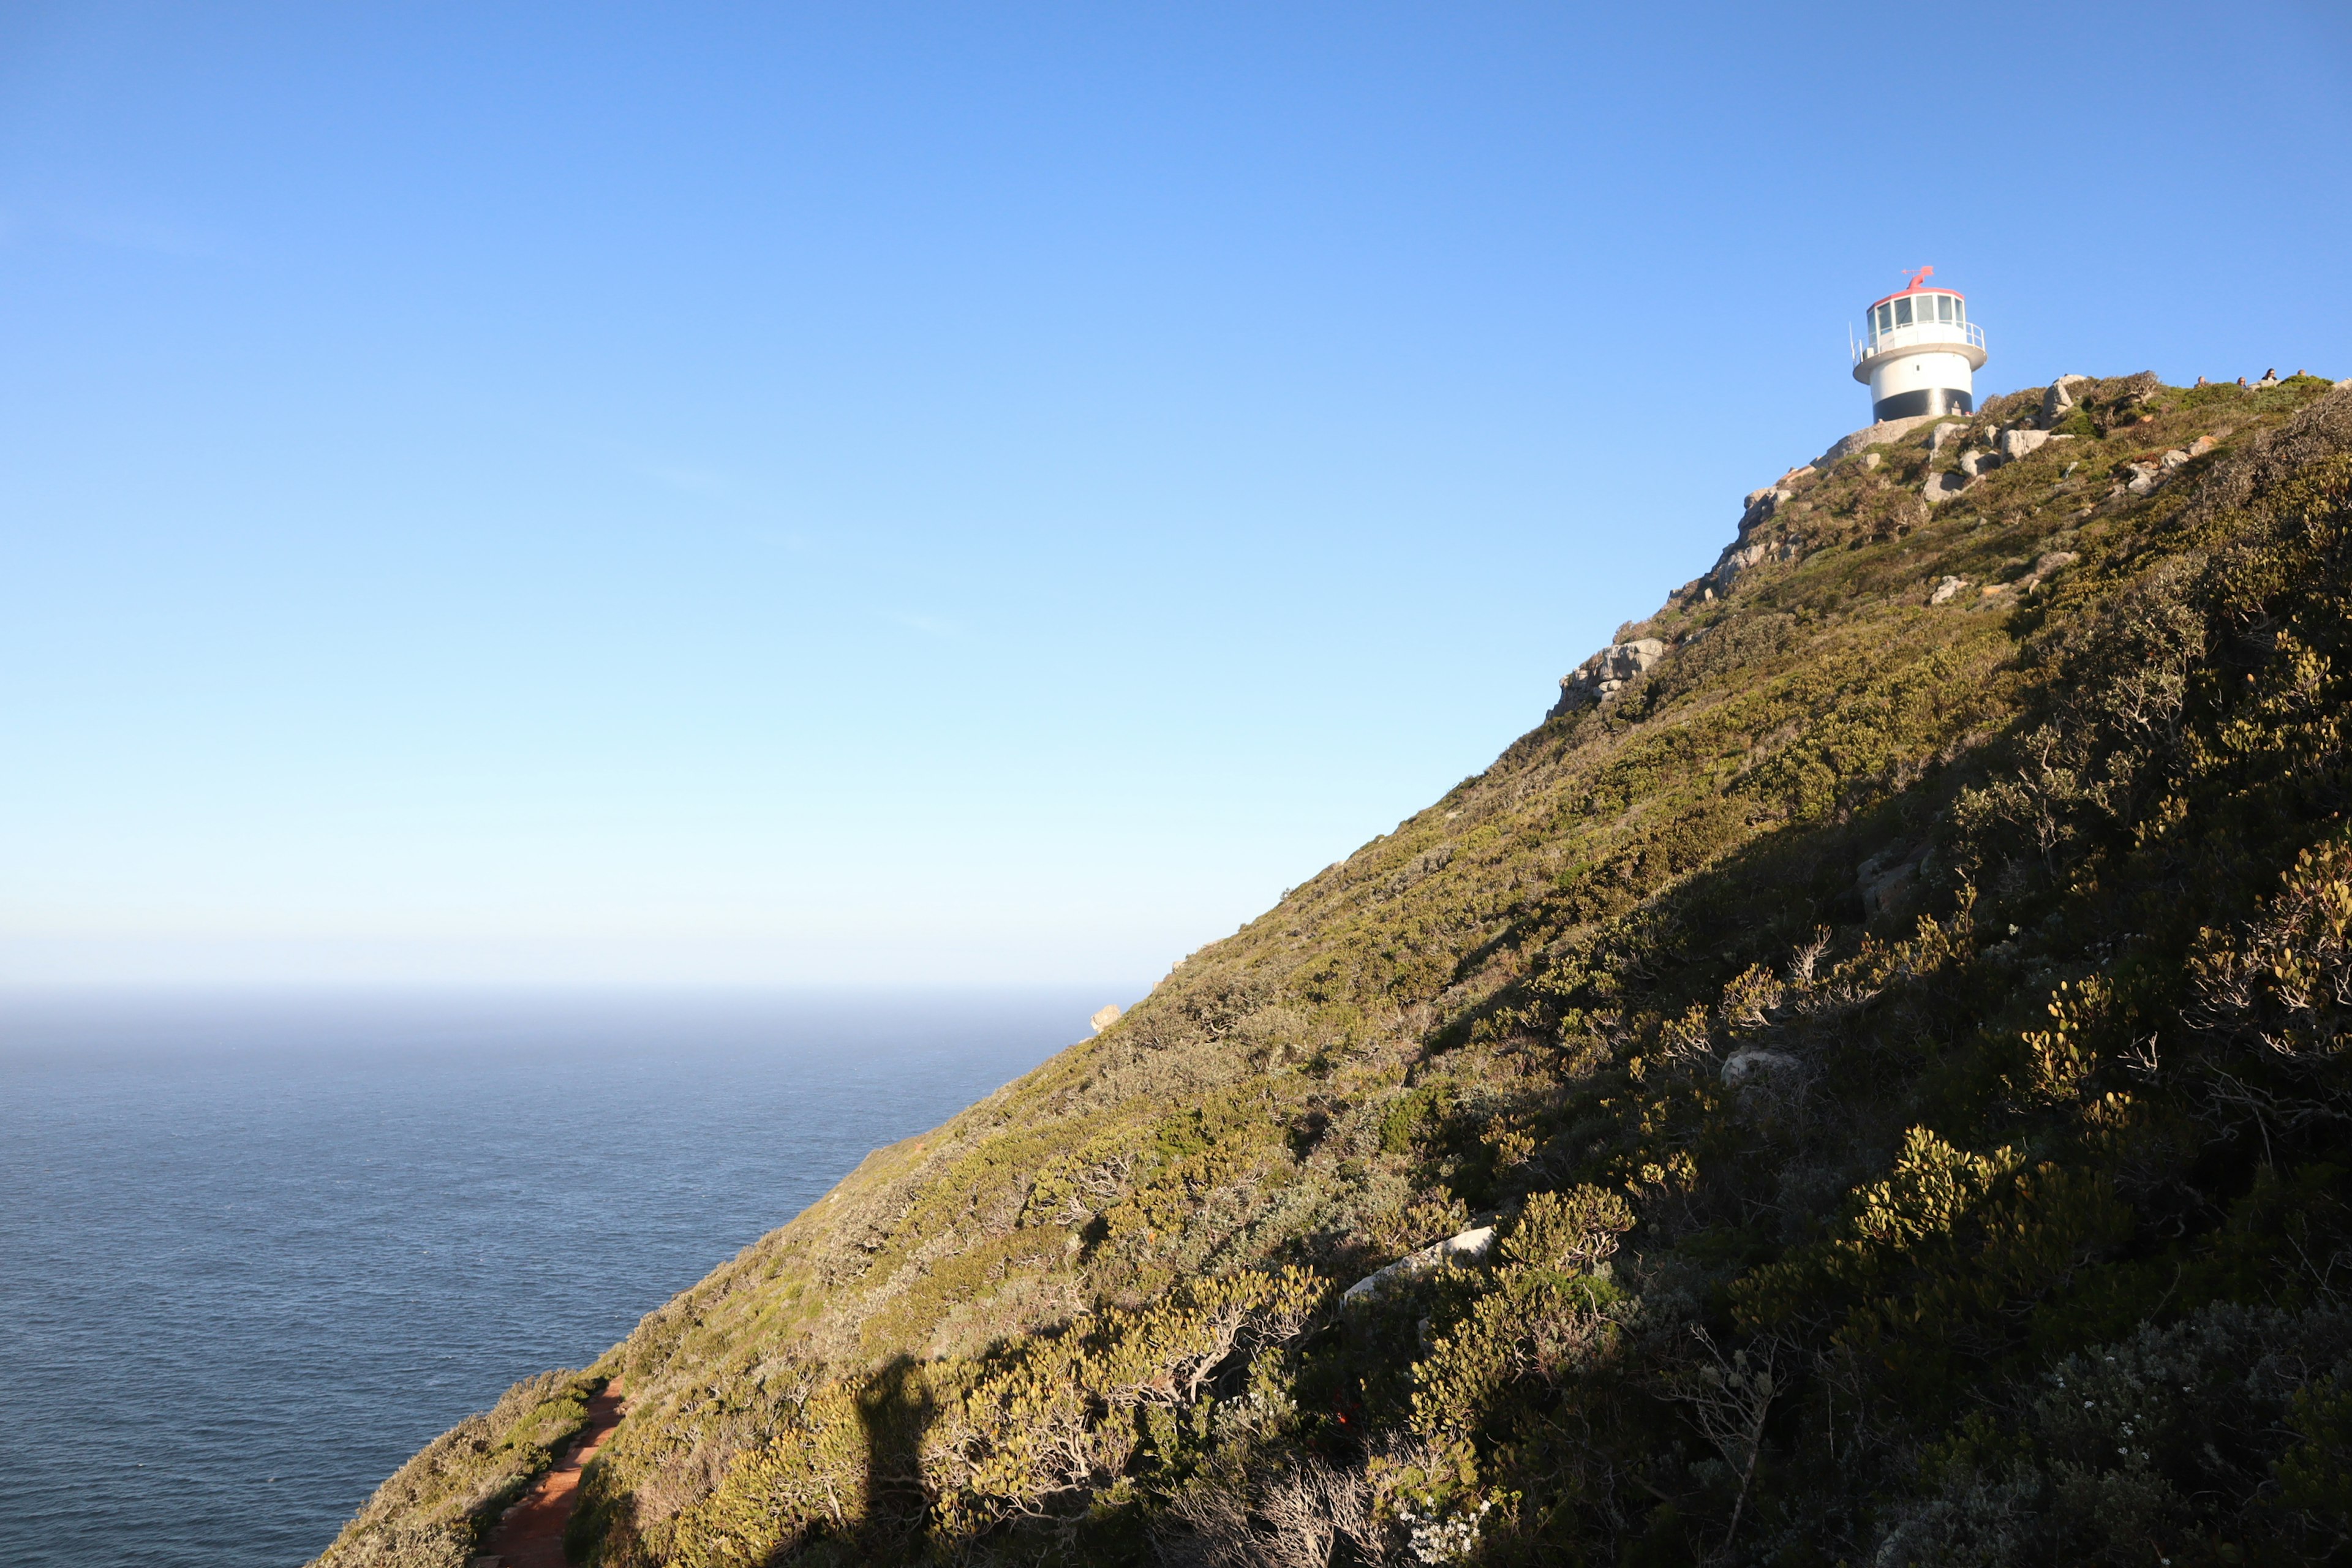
[2019,550,2079,593]
[1341,1224,1496,1305]
[2040,374,2090,428]
[1930,421,1969,453]
[1814,413,1940,468]
[1090,1005,1123,1034]
[1551,638,1667,716]
[1738,484,1795,538]
[2001,428,2054,462]
[1857,843,1928,920]
[1927,424,2075,503]
[1929,575,1969,605]
[1721,1049,1800,1087]
[1921,470,1969,505]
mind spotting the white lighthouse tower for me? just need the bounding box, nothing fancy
[1852,267,1986,421]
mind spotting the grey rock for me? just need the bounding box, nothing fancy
[1722,1049,1800,1087]
[1552,637,1668,717]
[1921,471,1969,505]
[2017,551,2079,594]
[1958,449,2002,478]
[1342,1224,1497,1305]
[1930,421,1970,453]
[1858,843,1928,920]
[2000,428,2052,462]
[2040,374,2089,428]
[1814,413,1940,468]
[1929,575,1969,606]
[1738,486,1795,537]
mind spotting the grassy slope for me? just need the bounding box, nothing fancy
[322,373,2352,1567]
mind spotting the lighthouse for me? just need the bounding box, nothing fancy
[1852,268,1986,421]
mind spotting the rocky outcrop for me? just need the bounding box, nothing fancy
[2001,428,2054,462]
[1814,413,1940,468]
[1341,1224,1496,1305]
[1858,843,1928,920]
[2040,374,2090,428]
[1929,575,1969,606]
[1090,1005,1123,1033]
[1736,468,1812,538]
[1721,1049,1800,1087]
[2018,550,2079,592]
[1551,638,1667,716]
[1922,410,2078,503]
[1921,470,1969,505]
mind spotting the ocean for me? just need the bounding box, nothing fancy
[0,987,1100,1568]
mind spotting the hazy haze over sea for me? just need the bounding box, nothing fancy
[0,988,1099,1568]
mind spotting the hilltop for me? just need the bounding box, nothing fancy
[318,371,2352,1567]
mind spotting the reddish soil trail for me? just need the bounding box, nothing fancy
[477,1383,625,1568]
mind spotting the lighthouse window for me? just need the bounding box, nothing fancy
[1875,303,1893,334]
[1952,297,1965,324]
[1935,295,1953,323]
[1894,298,1913,327]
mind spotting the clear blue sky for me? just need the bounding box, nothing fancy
[3,2,2346,990]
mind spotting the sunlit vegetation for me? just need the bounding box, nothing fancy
[322,374,2352,1565]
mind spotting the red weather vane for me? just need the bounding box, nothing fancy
[1902,265,1936,290]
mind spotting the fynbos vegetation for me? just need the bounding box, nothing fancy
[322,374,2352,1566]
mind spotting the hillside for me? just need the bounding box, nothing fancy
[318,371,2352,1568]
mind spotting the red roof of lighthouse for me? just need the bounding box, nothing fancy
[1867,265,1966,311]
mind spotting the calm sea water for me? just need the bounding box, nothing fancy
[0,988,1101,1568]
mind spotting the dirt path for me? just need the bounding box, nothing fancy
[476,1382,626,1568]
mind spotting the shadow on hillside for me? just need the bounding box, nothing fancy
[853,1354,938,1556]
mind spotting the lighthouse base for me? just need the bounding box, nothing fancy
[1872,387,1973,421]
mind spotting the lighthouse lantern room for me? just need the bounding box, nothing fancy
[1853,267,1986,421]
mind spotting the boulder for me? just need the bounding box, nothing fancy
[1921,471,1969,505]
[1858,843,1928,920]
[1552,638,1668,717]
[2000,428,2053,462]
[1959,449,2002,479]
[1929,575,1969,606]
[1721,1049,1800,1087]
[1930,421,1970,453]
[1738,486,1794,537]
[1341,1224,1496,1305]
[2040,374,2089,428]
[1090,1005,1123,1034]
[2018,551,2079,594]
[1814,413,1940,468]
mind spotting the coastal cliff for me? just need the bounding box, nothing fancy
[320,371,2352,1566]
